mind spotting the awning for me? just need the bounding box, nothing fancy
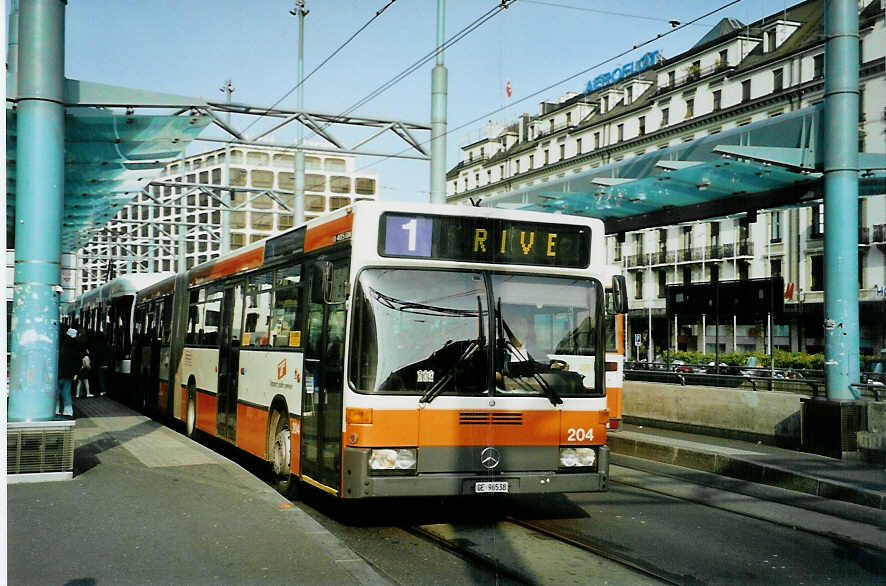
[6,80,211,251]
[483,105,886,233]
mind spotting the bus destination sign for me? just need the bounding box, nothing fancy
[380,213,590,268]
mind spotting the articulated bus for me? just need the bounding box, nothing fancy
[128,202,628,498]
[68,273,173,391]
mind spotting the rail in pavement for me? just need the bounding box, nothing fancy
[609,424,886,515]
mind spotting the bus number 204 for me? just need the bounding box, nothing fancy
[567,427,594,442]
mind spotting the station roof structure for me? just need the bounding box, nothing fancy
[482,105,886,234]
[7,79,433,254]
[6,80,211,251]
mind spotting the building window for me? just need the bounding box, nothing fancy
[576,138,582,154]
[566,112,572,126]
[713,89,722,111]
[658,270,667,298]
[682,267,692,285]
[529,154,535,169]
[710,264,719,283]
[685,98,694,118]
[773,68,784,92]
[634,272,644,300]
[668,70,675,87]
[681,225,692,250]
[738,261,749,281]
[661,108,669,127]
[475,173,480,185]
[626,86,633,104]
[710,222,720,247]
[515,160,520,174]
[688,60,701,81]
[594,132,600,149]
[813,54,824,79]
[741,79,751,102]
[633,232,644,255]
[499,164,504,178]
[770,258,782,278]
[464,178,468,191]
[717,49,728,69]
[617,124,624,142]
[487,170,492,183]
[602,96,609,112]
[559,144,565,161]
[480,147,485,158]
[614,238,622,261]
[770,211,782,242]
[766,30,776,52]
[638,116,646,135]
[811,255,824,290]
[544,150,550,165]
[811,203,824,238]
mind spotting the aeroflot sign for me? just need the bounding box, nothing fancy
[586,50,660,93]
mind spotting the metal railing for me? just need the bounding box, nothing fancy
[626,363,885,400]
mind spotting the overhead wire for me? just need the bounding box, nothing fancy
[354,0,743,176]
[236,0,399,138]
[298,0,517,146]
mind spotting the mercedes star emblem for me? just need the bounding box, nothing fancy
[480,447,501,470]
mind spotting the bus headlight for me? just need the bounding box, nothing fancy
[559,447,596,469]
[369,448,417,471]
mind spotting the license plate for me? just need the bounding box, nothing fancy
[475,481,509,494]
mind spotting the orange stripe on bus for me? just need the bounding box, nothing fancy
[237,402,269,459]
[343,409,607,448]
[616,313,625,356]
[196,391,217,433]
[606,387,623,421]
[190,246,265,287]
[304,213,353,252]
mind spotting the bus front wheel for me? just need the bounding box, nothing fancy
[269,410,296,498]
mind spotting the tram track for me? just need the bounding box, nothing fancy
[407,517,679,585]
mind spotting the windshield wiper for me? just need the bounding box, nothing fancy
[420,296,485,404]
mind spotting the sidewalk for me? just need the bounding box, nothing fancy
[609,423,886,524]
[7,397,389,586]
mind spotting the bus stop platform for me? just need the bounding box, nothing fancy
[7,397,389,586]
[610,423,886,525]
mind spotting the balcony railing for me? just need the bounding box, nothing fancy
[658,61,735,93]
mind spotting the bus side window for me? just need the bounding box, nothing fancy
[187,290,200,345]
[246,272,273,346]
[203,288,223,346]
[272,266,302,347]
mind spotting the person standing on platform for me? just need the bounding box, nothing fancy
[89,330,108,397]
[57,327,79,417]
[74,329,91,398]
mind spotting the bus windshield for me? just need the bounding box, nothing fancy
[349,269,602,398]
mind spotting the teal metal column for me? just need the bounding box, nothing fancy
[822,0,860,400]
[293,0,307,225]
[9,0,66,422]
[429,0,447,204]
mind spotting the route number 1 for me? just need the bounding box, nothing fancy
[401,218,418,252]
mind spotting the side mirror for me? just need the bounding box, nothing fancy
[311,261,333,304]
[611,275,629,314]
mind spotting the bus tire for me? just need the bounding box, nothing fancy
[269,410,297,498]
[185,390,197,439]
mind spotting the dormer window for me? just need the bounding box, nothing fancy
[626,86,633,104]
[766,30,776,52]
[602,96,609,112]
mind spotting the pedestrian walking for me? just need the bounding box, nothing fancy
[57,327,79,417]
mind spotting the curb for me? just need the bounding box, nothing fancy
[608,434,886,511]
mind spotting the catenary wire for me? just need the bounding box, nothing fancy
[297,0,517,146]
[236,0,399,138]
[354,0,743,176]
[521,0,712,27]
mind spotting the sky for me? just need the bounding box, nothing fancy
[55,0,774,204]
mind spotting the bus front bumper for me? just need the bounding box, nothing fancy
[341,446,608,499]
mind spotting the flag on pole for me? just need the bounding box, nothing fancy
[505,80,512,99]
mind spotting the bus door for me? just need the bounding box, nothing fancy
[301,258,349,491]
[216,283,244,442]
